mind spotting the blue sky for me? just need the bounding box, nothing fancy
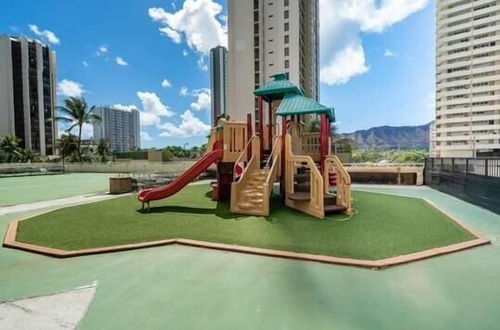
[0,0,435,148]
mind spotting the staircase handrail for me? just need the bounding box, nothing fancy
[233,135,259,182]
[284,133,325,218]
[264,137,281,187]
[324,155,352,214]
[264,136,280,169]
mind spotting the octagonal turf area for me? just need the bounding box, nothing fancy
[11,184,479,261]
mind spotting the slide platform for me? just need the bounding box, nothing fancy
[138,141,223,204]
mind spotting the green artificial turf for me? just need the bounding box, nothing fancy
[16,185,476,260]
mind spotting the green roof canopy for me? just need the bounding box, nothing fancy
[276,93,335,121]
[254,73,302,100]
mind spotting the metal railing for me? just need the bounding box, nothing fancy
[425,157,500,178]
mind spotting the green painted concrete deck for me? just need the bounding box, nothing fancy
[1,177,499,329]
[0,173,112,206]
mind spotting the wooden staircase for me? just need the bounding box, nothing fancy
[236,169,269,211]
[291,165,347,215]
[284,133,352,219]
[231,136,281,216]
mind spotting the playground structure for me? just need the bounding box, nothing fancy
[139,74,351,219]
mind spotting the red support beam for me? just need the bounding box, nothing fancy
[268,100,273,150]
[258,96,264,157]
[280,116,287,197]
[320,114,328,174]
[247,113,253,161]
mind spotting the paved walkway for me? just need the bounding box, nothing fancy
[0,193,119,217]
[1,180,499,329]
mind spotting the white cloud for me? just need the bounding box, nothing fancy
[320,40,368,85]
[137,91,174,126]
[159,110,210,137]
[141,131,153,141]
[111,104,137,112]
[182,49,189,56]
[179,86,189,96]
[82,61,89,67]
[58,122,93,140]
[190,88,211,111]
[384,49,397,57]
[96,45,108,56]
[319,0,429,85]
[161,78,172,88]
[57,79,85,98]
[148,0,227,54]
[115,56,128,66]
[197,56,208,71]
[29,24,60,44]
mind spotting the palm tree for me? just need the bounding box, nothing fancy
[0,135,23,162]
[96,138,110,163]
[57,134,79,171]
[20,149,37,163]
[56,97,101,161]
[58,134,78,159]
[308,118,321,132]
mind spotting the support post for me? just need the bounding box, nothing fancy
[258,96,264,158]
[268,100,273,151]
[247,113,253,162]
[320,114,328,174]
[281,115,287,198]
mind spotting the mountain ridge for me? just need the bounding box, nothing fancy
[338,122,431,150]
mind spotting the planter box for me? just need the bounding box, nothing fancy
[109,177,133,194]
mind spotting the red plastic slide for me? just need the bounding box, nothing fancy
[138,141,223,204]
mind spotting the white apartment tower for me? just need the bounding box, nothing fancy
[436,0,500,157]
[0,35,57,156]
[227,0,319,125]
[93,107,140,152]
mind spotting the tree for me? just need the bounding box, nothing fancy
[307,117,320,132]
[55,97,101,161]
[96,139,110,163]
[57,134,79,162]
[19,149,37,163]
[0,135,23,162]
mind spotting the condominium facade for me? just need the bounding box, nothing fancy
[0,35,57,156]
[436,0,500,157]
[227,0,319,125]
[93,107,140,152]
[210,46,228,126]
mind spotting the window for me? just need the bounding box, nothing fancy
[284,10,289,19]
[284,22,289,31]
[284,0,289,5]
[285,60,289,69]
[284,35,289,44]
[284,47,289,56]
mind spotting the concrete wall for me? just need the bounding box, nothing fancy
[0,161,198,176]
[64,161,197,175]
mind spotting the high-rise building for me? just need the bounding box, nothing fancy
[436,0,500,157]
[0,35,57,156]
[210,46,228,126]
[227,0,319,124]
[429,120,437,157]
[93,106,140,152]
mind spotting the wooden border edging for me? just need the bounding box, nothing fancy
[3,223,490,270]
[2,192,492,269]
